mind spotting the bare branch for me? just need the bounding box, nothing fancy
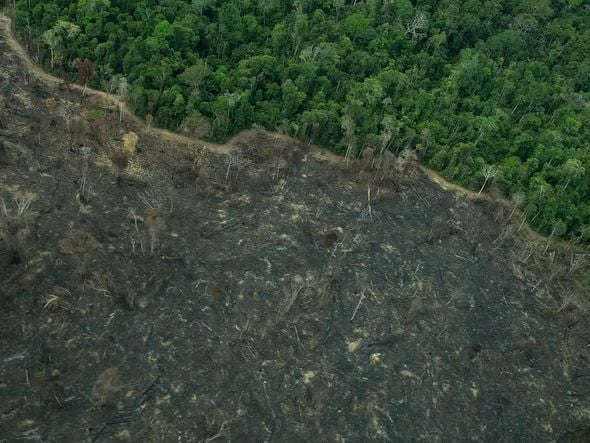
[405,13,429,40]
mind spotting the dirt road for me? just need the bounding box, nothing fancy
[0,12,566,247]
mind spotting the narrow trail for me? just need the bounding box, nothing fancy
[0,12,341,160]
[0,13,575,250]
[0,14,235,155]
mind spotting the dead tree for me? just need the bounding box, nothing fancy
[118,77,128,123]
[74,58,95,97]
[341,114,357,165]
[145,114,154,132]
[361,147,375,170]
[509,192,526,219]
[0,96,5,128]
[110,150,129,185]
[405,13,429,40]
[478,165,497,195]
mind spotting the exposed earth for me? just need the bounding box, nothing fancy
[1,14,590,443]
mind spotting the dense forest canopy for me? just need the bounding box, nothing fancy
[9,0,590,240]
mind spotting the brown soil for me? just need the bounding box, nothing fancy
[1,13,590,443]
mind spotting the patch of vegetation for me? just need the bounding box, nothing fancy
[89,107,105,118]
[11,0,590,240]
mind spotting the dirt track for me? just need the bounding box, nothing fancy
[4,11,568,250]
[0,14,315,159]
[2,12,573,249]
[0,16,502,188]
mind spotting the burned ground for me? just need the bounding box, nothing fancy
[1,25,590,443]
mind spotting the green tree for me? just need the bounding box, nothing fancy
[42,20,80,68]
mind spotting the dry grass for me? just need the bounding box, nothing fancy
[58,229,98,256]
[0,193,35,263]
[40,286,72,311]
[122,131,138,155]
